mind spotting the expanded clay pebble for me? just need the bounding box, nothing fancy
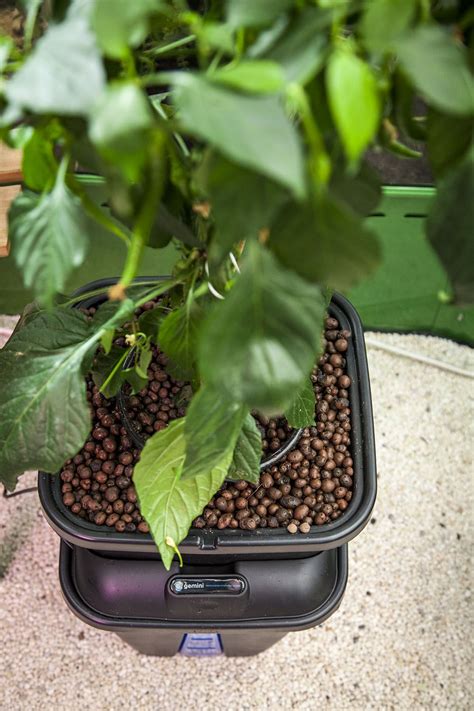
[124,359,296,458]
[61,312,354,534]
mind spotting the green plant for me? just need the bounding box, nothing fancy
[0,0,472,567]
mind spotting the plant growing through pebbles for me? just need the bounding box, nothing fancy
[0,0,472,567]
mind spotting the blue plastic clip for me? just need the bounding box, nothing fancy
[179,633,223,657]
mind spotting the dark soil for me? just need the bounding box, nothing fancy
[60,307,354,534]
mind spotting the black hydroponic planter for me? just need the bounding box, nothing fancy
[59,541,348,656]
[39,280,376,558]
[38,279,376,656]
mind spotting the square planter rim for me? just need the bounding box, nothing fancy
[38,277,377,555]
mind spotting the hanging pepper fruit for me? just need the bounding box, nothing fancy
[380,118,423,159]
[394,72,427,141]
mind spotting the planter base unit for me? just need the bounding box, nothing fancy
[37,282,376,657]
[60,541,348,657]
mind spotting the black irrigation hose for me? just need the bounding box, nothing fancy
[117,354,304,471]
[2,484,38,499]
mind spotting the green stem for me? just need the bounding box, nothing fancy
[56,153,69,185]
[3,60,23,71]
[419,0,430,22]
[165,537,183,567]
[235,28,245,58]
[23,0,42,51]
[59,281,162,309]
[117,134,168,291]
[123,48,137,79]
[60,286,111,307]
[152,98,190,157]
[139,71,178,87]
[287,84,331,185]
[69,178,131,247]
[120,227,147,288]
[207,50,223,74]
[100,348,131,395]
[144,34,196,56]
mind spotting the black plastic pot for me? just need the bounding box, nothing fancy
[39,279,377,562]
[59,540,348,657]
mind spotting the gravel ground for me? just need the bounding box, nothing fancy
[0,331,473,711]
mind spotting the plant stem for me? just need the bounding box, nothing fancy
[70,178,131,247]
[235,28,245,58]
[123,48,138,80]
[144,34,196,56]
[120,227,147,288]
[207,50,223,74]
[151,97,190,157]
[115,134,168,294]
[59,281,163,308]
[56,153,69,185]
[287,84,331,186]
[139,71,178,87]
[419,0,430,22]
[60,286,110,307]
[100,347,131,395]
[23,0,42,51]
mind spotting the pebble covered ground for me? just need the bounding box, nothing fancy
[0,326,473,711]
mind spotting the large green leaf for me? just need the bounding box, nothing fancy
[0,310,93,490]
[0,300,134,490]
[270,194,381,291]
[199,22,235,54]
[263,7,332,84]
[327,48,381,162]
[149,203,200,249]
[138,305,168,342]
[5,14,105,115]
[133,418,232,569]
[396,26,474,117]
[226,0,293,27]
[284,377,316,428]
[247,15,289,58]
[158,296,202,379]
[426,110,473,179]
[67,0,94,19]
[91,299,154,396]
[9,179,91,307]
[211,60,285,94]
[22,128,58,192]
[89,83,155,182]
[172,75,305,197]
[92,0,163,58]
[182,385,246,480]
[361,0,416,53]
[426,151,474,305]
[91,297,136,330]
[330,162,382,217]
[227,413,262,484]
[201,153,287,256]
[199,243,326,413]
